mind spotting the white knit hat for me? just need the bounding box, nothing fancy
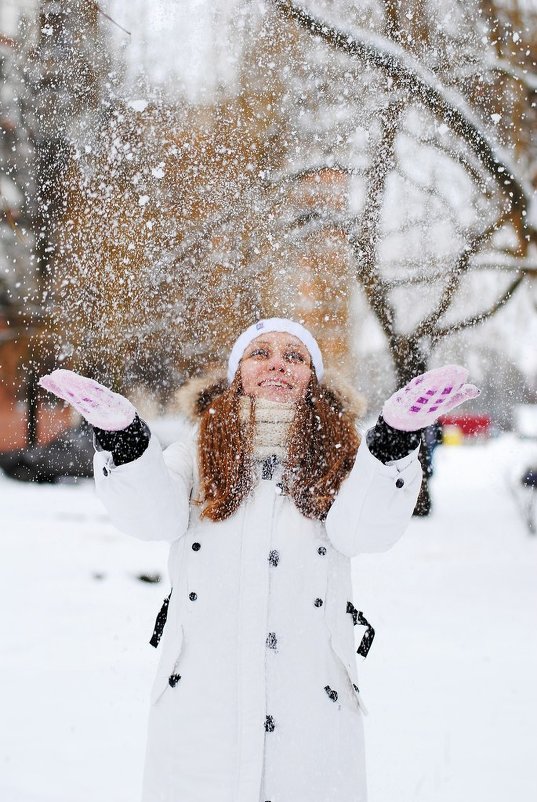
[227,318,324,384]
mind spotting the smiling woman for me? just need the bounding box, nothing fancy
[196,323,362,523]
[240,332,312,402]
[38,318,479,802]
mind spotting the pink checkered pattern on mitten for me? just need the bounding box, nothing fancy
[382,364,480,432]
[39,369,137,431]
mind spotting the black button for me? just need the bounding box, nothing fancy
[324,685,338,702]
[314,598,323,607]
[168,673,181,687]
[192,542,201,551]
[395,477,404,488]
[266,632,277,650]
[102,467,109,476]
[265,715,275,732]
[268,550,280,567]
[189,592,197,601]
[317,546,326,556]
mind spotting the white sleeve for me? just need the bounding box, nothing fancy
[94,432,194,543]
[325,437,422,557]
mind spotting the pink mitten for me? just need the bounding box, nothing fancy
[382,364,480,432]
[39,369,136,431]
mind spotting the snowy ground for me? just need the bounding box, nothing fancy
[1,434,536,802]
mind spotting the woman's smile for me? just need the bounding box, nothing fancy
[258,377,292,389]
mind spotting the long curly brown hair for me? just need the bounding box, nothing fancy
[197,370,361,522]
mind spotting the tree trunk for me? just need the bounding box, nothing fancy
[390,334,436,515]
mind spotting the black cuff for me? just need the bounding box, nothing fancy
[93,414,150,466]
[366,415,421,464]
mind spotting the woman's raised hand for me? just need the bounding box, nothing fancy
[39,369,137,431]
[382,364,480,432]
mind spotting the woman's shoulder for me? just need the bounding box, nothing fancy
[321,369,368,420]
[168,368,228,422]
[160,370,224,455]
[164,418,199,453]
[158,417,198,479]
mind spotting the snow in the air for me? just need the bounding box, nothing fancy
[1,433,536,802]
[1,0,537,799]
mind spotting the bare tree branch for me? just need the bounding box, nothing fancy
[451,60,537,93]
[264,163,361,186]
[284,211,348,236]
[400,124,492,192]
[471,259,537,274]
[271,0,532,214]
[484,60,537,92]
[90,1,131,36]
[347,100,404,340]
[414,217,505,337]
[431,274,525,338]
[385,261,537,286]
[393,167,464,234]
[385,263,537,290]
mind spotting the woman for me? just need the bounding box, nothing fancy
[40,318,478,802]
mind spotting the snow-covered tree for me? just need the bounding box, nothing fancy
[267,0,536,383]
[5,0,535,406]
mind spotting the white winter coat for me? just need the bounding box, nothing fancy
[94,423,421,802]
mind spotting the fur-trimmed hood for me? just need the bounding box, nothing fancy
[169,368,367,423]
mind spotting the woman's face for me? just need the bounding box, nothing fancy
[239,331,312,402]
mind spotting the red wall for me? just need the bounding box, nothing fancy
[0,389,72,451]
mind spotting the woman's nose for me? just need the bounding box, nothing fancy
[268,353,286,372]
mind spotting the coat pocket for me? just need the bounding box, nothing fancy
[327,632,368,716]
[150,624,184,705]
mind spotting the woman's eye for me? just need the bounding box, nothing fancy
[285,351,305,362]
[248,348,269,358]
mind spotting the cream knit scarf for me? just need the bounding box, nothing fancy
[239,396,296,460]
